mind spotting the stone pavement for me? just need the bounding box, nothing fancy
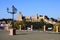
[0,30,60,40]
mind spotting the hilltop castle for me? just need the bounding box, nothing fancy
[16,12,57,24]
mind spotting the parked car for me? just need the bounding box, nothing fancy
[47,27,52,31]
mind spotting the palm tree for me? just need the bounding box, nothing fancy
[14,21,21,30]
[40,19,46,30]
[21,19,26,30]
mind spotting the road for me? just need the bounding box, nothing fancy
[0,30,60,40]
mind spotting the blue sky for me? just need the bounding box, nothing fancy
[0,0,60,19]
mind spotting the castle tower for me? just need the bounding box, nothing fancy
[32,13,38,22]
[16,12,22,21]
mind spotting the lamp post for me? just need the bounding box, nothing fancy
[7,5,17,35]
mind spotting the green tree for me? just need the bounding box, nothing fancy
[21,19,27,29]
[40,19,46,26]
[45,15,49,20]
[22,19,26,26]
[39,19,46,30]
[14,21,21,29]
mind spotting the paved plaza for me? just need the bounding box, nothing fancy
[0,30,60,40]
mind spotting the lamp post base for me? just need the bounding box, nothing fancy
[9,28,16,36]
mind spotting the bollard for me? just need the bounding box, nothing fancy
[43,25,46,32]
[9,29,13,36]
[31,25,33,31]
[19,25,21,30]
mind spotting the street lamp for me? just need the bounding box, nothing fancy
[7,5,17,35]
